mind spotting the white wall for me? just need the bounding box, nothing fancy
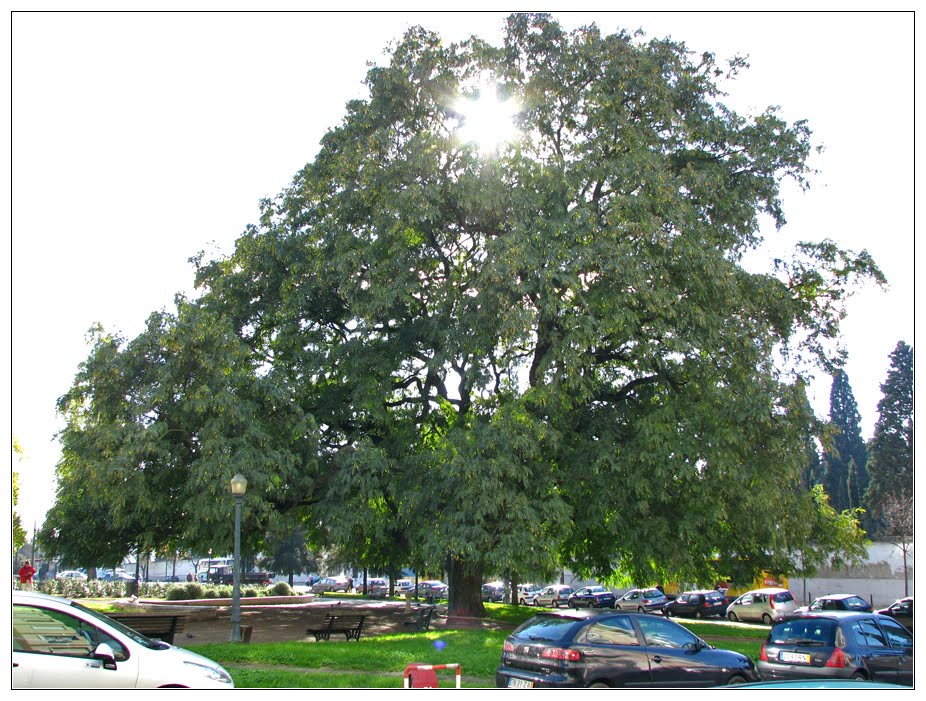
[793,540,913,609]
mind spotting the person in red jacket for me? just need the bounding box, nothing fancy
[19,561,36,591]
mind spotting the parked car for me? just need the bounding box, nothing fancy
[726,588,798,624]
[13,591,233,688]
[482,581,507,602]
[794,593,872,614]
[394,579,414,592]
[55,570,88,580]
[365,578,389,598]
[518,584,543,606]
[757,611,913,686]
[495,609,759,688]
[613,588,668,613]
[662,590,727,619]
[416,580,448,600]
[876,597,913,632]
[534,584,575,608]
[567,586,616,609]
[310,576,351,594]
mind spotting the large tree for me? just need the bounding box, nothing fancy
[865,341,913,534]
[48,14,881,616]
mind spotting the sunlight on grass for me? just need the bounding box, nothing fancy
[185,606,768,688]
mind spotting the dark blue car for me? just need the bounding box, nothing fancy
[757,612,913,686]
[496,610,758,688]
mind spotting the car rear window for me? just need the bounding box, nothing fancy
[772,591,794,603]
[843,596,869,610]
[512,615,584,643]
[769,618,837,645]
[704,592,724,603]
[642,589,662,598]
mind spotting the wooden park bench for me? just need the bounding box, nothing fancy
[107,612,188,645]
[306,613,366,641]
[402,606,435,633]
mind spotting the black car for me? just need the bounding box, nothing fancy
[567,586,616,609]
[663,590,727,619]
[876,597,913,632]
[496,610,759,688]
[796,593,872,614]
[757,612,913,686]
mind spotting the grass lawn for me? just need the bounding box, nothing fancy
[186,604,768,689]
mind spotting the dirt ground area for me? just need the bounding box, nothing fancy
[175,599,481,646]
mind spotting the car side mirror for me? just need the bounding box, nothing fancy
[93,642,118,670]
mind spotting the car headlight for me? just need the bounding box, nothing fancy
[183,660,234,685]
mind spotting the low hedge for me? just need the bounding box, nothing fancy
[17,578,289,601]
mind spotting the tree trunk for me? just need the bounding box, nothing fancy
[448,556,485,618]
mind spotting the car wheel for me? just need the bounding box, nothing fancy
[727,611,738,622]
[588,682,610,688]
[851,672,867,681]
[637,606,646,613]
[726,675,748,686]
[762,613,773,625]
[695,610,702,619]
[664,608,672,617]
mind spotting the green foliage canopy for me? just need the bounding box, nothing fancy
[45,14,881,613]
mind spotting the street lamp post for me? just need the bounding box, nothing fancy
[230,473,248,642]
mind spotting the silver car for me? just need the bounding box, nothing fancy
[613,588,668,613]
[726,587,798,624]
[310,576,351,594]
[534,585,575,608]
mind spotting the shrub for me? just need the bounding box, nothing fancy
[184,582,205,600]
[271,582,293,596]
[244,587,258,598]
[165,586,188,601]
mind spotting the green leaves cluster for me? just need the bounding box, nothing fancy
[44,14,881,611]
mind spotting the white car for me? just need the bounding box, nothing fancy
[54,570,88,580]
[13,591,234,688]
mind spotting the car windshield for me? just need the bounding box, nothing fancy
[769,618,837,646]
[512,615,583,643]
[68,600,167,650]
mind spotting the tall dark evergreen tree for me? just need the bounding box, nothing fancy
[823,370,869,513]
[865,341,913,534]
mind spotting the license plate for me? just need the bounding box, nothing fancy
[508,678,534,689]
[779,651,811,664]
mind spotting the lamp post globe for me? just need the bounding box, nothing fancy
[230,473,247,642]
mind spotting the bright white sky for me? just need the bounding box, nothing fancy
[8,11,918,536]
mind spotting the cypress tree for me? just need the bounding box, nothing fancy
[823,370,869,512]
[865,341,914,534]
